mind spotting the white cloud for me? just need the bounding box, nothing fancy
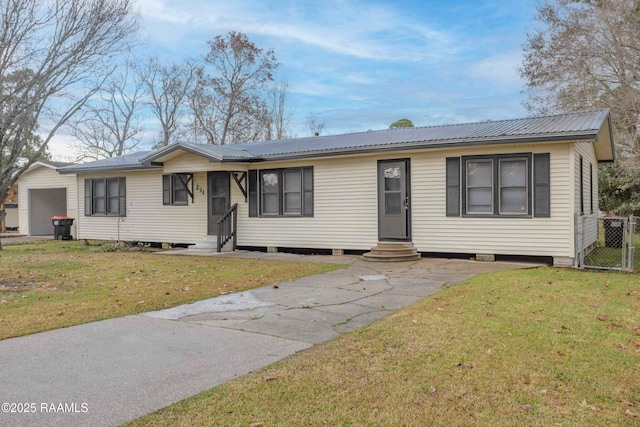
[469,51,524,90]
[136,0,455,62]
[43,133,80,162]
[136,0,194,24]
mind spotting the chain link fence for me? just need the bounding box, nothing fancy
[575,214,636,271]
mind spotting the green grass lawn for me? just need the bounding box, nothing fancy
[0,241,343,340]
[127,267,640,427]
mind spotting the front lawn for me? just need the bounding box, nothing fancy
[0,241,343,340]
[128,267,640,427]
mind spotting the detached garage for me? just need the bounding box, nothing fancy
[18,160,77,237]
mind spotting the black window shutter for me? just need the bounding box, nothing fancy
[534,153,550,217]
[119,178,126,216]
[303,167,313,216]
[446,157,460,216]
[589,163,594,213]
[84,179,92,216]
[579,156,584,215]
[248,170,258,217]
[162,174,170,205]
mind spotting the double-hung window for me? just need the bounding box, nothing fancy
[84,177,126,216]
[498,158,528,214]
[447,153,550,218]
[466,159,494,214]
[463,154,530,216]
[252,167,313,217]
[162,173,194,205]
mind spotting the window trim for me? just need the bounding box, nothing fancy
[84,177,126,217]
[162,173,194,206]
[260,169,281,216]
[498,157,529,215]
[465,158,494,215]
[461,153,532,218]
[257,167,313,217]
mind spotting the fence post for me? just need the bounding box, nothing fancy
[629,215,635,271]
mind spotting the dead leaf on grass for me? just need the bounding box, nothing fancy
[250,422,264,427]
[455,362,474,369]
[534,317,543,323]
[550,399,565,406]
[520,404,533,412]
[621,399,637,407]
[625,409,639,417]
[579,400,596,410]
[263,375,276,382]
[597,314,606,321]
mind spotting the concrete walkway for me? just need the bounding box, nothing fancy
[0,254,539,427]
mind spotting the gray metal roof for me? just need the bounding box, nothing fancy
[62,109,614,173]
[40,159,75,168]
[58,151,159,173]
[237,109,611,159]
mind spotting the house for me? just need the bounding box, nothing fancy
[54,109,614,266]
[1,185,19,232]
[17,160,77,237]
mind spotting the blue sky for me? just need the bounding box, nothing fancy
[50,0,541,158]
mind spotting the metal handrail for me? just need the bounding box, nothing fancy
[216,203,238,252]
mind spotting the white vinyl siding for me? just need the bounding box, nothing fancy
[76,169,207,243]
[410,143,572,257]
[237,157,379,250]
[236,142,573,257]
[17,165,78,237]
[73,141,580,258]
[574,142,599,254]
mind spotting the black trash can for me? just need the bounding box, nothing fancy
[603,215,625,248]
[52,216,74,240]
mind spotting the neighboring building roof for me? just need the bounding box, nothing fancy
[38,159,75,168]
[58,151,159,174]
[61,109,615,174]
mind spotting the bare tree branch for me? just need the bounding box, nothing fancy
[307,111,326,137]
[0,0,138,249]
[188,31,279,145]
[70,60,146,160]
[141,56,197,147]
[520,0,640,154]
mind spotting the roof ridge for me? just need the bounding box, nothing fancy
[406,108,609,131]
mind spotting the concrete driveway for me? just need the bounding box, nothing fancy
[0,253,538,427]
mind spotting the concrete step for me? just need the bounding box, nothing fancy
[362,252,422,262]
[374,241,415,249]
[363,241,421,262]
[188,235,235,254]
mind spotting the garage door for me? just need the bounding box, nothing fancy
[29,188,67,236]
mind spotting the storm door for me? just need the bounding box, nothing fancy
[378,160,410,240]
[208,171,230,234]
